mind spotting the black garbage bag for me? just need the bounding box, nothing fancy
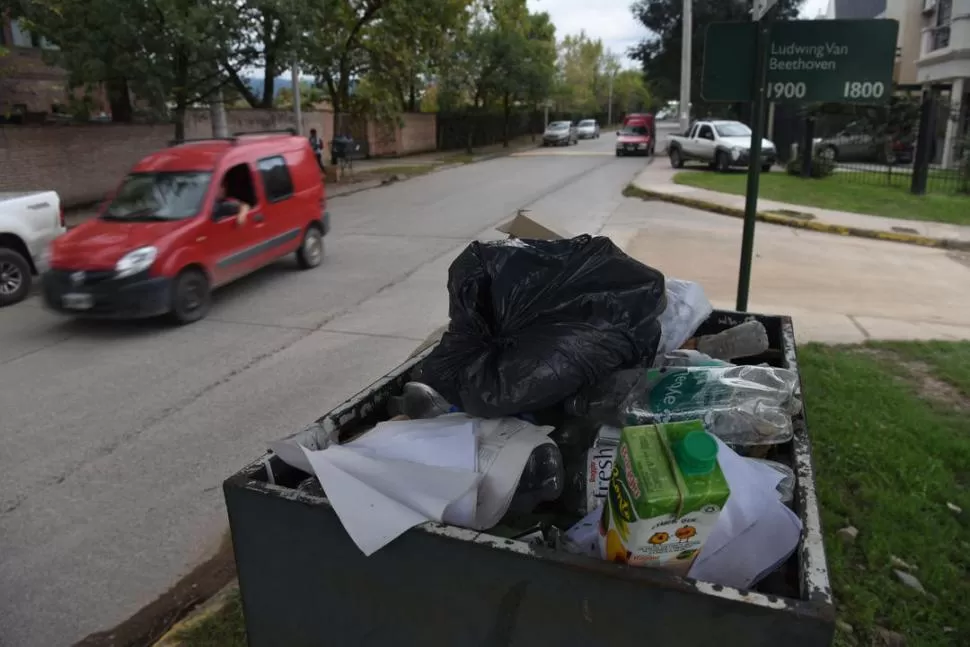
[414,235,666,418]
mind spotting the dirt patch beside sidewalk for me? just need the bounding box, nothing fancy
[73,532,236,647]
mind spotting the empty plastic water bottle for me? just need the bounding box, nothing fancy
[387,382,455,419]
[624,365,801,446]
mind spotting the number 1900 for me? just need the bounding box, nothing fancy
[767,82,806,99]
[843,81,885,99]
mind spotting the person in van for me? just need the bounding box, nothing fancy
[216,172,253,226]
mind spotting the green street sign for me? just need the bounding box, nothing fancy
[702,19,899,103]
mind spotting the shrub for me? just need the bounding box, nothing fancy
[786,155,836,179]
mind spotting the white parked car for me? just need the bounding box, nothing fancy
[0,191,65,306]
[576,119,600,139]
[667,120,777,172]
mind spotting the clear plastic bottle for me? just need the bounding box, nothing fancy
[624,365,801,446]
[387,382,455,419]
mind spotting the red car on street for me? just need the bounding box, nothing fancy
[43,130,330,324]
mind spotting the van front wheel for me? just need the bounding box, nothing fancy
[169,268,211,325]
[297,225,324,269]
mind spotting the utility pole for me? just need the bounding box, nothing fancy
[607,73,614,127]
[209,87,229,138]
[679,0,692,133]
[291,61,302,136]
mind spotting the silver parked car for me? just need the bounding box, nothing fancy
[543,121,578,146]
[576,119,600,139]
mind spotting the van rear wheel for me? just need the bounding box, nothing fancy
[297,225,324,269]
[169,268,211,325]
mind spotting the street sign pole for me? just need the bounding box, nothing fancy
[735,15,772,312]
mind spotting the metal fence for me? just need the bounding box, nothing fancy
[784,89,970,196]
[435,110,615,152]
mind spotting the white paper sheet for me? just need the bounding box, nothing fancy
[304,445,481,556]
[472,417,555,530]
[270,415,552,555]
[688,438,803,589]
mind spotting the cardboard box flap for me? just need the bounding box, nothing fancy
[496,213,571,241]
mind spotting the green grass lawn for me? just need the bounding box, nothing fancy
[673,170,970,226]
[801,342,970,646]
[173,342,970,647]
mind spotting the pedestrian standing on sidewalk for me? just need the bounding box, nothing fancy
[308,129,325,171]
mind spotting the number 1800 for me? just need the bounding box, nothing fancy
[767,82,806,99]
[843,81,885,99]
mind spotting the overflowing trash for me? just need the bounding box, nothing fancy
[269,231,804,595]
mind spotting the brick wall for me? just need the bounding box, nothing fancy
[0,109,436,207]
[366,113,437,157]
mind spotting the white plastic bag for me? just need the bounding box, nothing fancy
[655,279,713,358]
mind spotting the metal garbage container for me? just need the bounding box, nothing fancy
[224,310,835,647]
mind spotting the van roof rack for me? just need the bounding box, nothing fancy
[168,136,237,147]
[233,128,298,137]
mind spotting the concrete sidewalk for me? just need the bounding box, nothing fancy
[631,165,970,248]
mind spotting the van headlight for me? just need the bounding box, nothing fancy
[116,246,157,278]
[731,147,742,160]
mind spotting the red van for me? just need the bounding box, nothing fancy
[43,130,329,324]
[616,115,656,157]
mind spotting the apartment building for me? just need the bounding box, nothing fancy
[917,0,970,166]
[826,0,968,167]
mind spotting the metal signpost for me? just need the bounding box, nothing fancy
[701,19,898,311]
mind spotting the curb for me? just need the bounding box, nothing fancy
[623,184,970,252]
[152,581,239,646]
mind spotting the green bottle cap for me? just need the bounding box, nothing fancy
[675,430,718,476]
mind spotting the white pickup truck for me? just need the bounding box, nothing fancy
[667,120,777,172]
[1,191,65,306]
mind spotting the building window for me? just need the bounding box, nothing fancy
[930,0,952,51]
[9,19,33,48]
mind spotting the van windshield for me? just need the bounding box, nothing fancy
[102,172,212,221]
[622,125,649,136]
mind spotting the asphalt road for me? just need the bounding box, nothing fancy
[0,132,661,646]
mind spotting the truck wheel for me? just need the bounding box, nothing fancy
[716,151,731,173]
[669,147,684,168]
[0,248,32,307]
[761,164,772,173]
[296,225,325,269]
[169,268,211,325]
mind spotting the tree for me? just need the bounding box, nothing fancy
[555,31,605,113]
[3,0,254,135]
[223,0,295,109]
[630,0,803,112]
[611,69,652,116]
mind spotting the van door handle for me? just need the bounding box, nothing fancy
[252,213,264,223]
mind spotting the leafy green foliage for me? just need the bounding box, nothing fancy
[631,0,803,108]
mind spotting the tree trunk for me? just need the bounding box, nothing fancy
[408,80,417,112]
[261,11,278,108]
[502,92,511,148]
[173,48,189,143]
[107,77,133,123]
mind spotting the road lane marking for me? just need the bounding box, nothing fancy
[511,150,617,157]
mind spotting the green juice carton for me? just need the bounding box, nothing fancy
[598,421,730,574]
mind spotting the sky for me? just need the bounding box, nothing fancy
[528,0,832,69]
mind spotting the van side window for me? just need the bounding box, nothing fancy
[257,156,294,203]
[223,164,257,206]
